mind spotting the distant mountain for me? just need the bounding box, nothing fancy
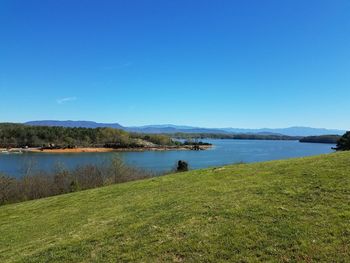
[220,127,346,136]
[25,120,124,129]
[24,121,346,136]
[127,126,345,136]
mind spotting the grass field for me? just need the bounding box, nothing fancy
[1,152,349,262]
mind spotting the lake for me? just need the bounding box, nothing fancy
[0,139,335,178]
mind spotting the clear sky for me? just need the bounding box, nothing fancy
[1,0,349,129]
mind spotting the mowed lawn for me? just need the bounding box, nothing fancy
[0,152,349,262]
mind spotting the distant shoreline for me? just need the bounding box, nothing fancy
[0,145,212,154]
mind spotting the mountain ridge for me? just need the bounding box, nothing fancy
[24,120,346,136]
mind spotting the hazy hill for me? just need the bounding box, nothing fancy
[25,120,124,129]
[220,126,346,136]
[126,126,229,134]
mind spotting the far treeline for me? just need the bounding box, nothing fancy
[0,123,178,148]
[300,132,350,151]
[299,135,341,144]
[171,132,302,140]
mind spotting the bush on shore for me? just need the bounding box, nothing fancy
[176,160,189,172]
[335,131,350,151]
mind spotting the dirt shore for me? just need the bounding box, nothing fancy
[1,145,212,154]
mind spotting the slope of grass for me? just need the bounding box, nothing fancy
[1,152,350,262]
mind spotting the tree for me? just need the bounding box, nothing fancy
[0,175,16,205]
[335,131,350,151]
[69,180,79,192]
[110,157,127,183]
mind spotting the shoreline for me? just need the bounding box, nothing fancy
[0,145,212,154]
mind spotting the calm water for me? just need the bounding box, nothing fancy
[0,140,335,178]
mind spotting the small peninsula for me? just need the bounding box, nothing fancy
[0,123,211,153]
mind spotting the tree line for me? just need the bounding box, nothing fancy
[171,132,301,141]
[0,123,177,148]
[299,135,341,144]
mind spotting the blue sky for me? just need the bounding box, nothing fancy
[1,0,349,129]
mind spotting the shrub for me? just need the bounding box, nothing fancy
[176,160,189,172]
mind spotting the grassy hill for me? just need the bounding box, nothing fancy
[1,152,350,262]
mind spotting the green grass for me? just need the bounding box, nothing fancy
[1,152,350,262]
